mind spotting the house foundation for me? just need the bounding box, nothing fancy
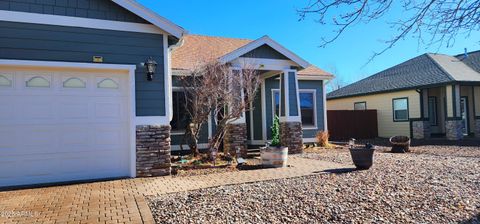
[412,120,431,139]
[280,122,303,154]
[136,125,171,177]
[445,120,463,140]
[224,123,248,157]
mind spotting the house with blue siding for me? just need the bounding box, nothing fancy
[0,0,332,188]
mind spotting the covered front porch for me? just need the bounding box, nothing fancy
[412,84,480,140]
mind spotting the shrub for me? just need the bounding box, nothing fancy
[316,131,330,147]
[270,115,281,147]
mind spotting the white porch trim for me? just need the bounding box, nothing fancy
[219,35,310,68]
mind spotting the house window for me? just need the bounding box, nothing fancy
[300,91,316,127]
[354,102,367,110]
[170,91,189,133]
[26,76,50,88]
[63,77,86,88]
[393,98,409,121]
[428,97,437,126]
[272,89,316,127]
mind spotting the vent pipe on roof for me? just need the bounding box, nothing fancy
[464,48,469,59]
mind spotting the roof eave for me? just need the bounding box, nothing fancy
[112,0,187,38]
[218,35,310,68]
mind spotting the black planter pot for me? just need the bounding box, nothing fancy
[349,147,375,170]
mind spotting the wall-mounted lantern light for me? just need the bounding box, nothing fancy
[144,57,157,81]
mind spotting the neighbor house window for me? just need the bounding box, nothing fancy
[393,98,409,121]
[170,90,189,133]
[272,89,316,127]
[300,90,316,127]
[428,97,437,126]
[354,102,367,110]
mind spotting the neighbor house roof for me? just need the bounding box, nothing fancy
[456,50,480,73]
[171,34,333,78]
[327,51,480,100]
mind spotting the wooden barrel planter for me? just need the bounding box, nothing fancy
[389,136,411,153]
[349,147,375,170]
[260,146,288,168]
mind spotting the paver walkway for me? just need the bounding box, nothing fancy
[0,156,349,224]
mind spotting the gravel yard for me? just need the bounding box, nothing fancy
[149,143,480,223]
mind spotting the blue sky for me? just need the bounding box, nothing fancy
[138,0,480,85]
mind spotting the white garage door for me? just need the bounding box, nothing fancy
[0,68,132,187]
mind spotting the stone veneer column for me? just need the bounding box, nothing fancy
[223,123,247,157]
[136,125,171,177]
[280,122,303,154]
[445,119,463,140]
[412,120,431,139]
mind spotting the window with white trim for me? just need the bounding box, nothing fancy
[272,89,316,127]
[300,91,316,127]
[354,102,367,110]
[393,98,409,121]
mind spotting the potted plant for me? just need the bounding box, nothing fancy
[349,139,375,170]
[260,115,288,168]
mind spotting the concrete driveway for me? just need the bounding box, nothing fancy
[0,156,348,224]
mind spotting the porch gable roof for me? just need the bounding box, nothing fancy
[171,34,333,78]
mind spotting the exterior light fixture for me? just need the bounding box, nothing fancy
[144,57,157,81]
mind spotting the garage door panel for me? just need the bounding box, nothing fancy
[59,102,90,119]
[0,69,132,187]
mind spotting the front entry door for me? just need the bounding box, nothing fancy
[460,97,469,135]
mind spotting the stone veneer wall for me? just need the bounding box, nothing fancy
[136,125,171,177]
[280,122,303,154]
[445,120,463,140]
[411,120,431,139]
[475,119,480,138]
[223,123,247,157]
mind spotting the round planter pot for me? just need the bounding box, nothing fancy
[389,136,411,153]
[260,146,288,168]
[349,147,375,170]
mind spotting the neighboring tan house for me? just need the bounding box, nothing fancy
[327,51,480,140]
[0,0,332,188]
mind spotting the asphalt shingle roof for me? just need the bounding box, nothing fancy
[171,34,332,77]
[327,51,480,100]
[456,50,480,73]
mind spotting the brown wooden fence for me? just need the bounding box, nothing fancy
[327,110,378,140]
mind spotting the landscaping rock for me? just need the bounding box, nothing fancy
[148,144,480,223]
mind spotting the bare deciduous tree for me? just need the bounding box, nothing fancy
[179,62,261,157]
[298,0,480,62]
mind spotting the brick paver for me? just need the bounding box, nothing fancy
[0,156,348,224]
